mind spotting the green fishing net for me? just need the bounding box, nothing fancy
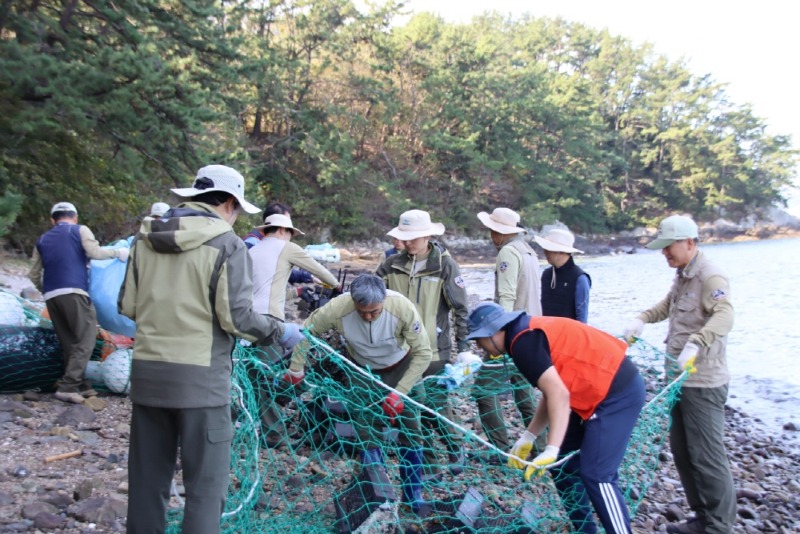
[182,333,683,533]
[0,288,684,532]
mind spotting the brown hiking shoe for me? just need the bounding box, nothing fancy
[54,391,86,404]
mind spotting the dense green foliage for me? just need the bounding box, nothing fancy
[2,2,796,250]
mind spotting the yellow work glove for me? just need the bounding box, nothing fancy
[508,430,536,470]
[524,445,560,480]
[677,342,699,374]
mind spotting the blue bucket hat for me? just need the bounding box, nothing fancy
[466,302,523,340]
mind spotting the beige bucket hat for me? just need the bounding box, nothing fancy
[171,165,260,214]
[387,210,445,241]
[477,208,525,235]
[256,213,305,235]
[534,228,583,254]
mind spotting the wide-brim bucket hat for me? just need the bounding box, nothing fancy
[465,302,524,340]
[477,208,525,235]
[387,209,445,241]
[256,213,305,235]
[534,229,583,254]
[171,165,260,214]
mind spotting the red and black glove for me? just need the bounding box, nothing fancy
[282,369,305,386]
[382,392,404,425]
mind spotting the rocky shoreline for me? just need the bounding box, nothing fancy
[1,226,800,532]
[333,220,800,266]
[1,388,799,532]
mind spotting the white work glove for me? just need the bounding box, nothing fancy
[508,430,536,470]
[677,342,699,374]
[524,445,560,480]
[116,248,130,262]
[622,317,644,344]
[455,351,482,369]
[279,323,305,349]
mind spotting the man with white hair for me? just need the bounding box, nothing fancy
[286,274,434,516]
[473,207,542,453]
[119,164,303,534]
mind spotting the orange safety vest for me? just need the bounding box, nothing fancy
[509,316,628,420]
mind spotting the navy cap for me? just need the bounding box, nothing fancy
[466,302,523,340]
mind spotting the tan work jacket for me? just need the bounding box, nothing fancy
[639,250,733,388]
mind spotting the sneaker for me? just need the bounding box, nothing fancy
[54,391,86,404]
[666,517,706,534]
[448,450,466,475]
[80,388,99,398]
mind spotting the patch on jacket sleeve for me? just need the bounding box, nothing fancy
[710,288,727,301]
[412,320,422,334]
[454,276,465,288]
[498,261,509,273]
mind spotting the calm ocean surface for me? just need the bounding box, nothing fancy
[460,237,800,443]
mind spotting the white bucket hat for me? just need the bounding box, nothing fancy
[387,210,445,241]
[149,202,170,217]
[534,229,583,254]
[477,208,525,235]
[51,202,78,215]
[256,213,305,235]
[171,165,260,214]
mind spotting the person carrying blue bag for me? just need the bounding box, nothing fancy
[28,202,129,404]
[90,237,136,338]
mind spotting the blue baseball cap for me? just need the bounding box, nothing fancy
[466,302,523,340]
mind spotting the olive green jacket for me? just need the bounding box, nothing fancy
[118,202,286,408]
[377,242,470,359]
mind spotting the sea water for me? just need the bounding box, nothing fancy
[460,237,800,445]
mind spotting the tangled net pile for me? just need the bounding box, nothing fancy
[0,290,686,532]
[0,290,131,394]
[210,333,685,533]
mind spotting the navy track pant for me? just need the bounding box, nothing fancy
[551,373,646,533]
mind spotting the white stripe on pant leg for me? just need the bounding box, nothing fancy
[599,482,628,533]
[599,482,626,533]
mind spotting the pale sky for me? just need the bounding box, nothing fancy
[398,0,800,214]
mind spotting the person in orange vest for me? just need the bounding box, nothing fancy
[466,302,645,534]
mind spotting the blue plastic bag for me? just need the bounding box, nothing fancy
[437,361,483,390]
[89,237,135,338]
[304,243,341,263]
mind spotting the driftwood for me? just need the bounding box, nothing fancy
[43,449,82,463]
